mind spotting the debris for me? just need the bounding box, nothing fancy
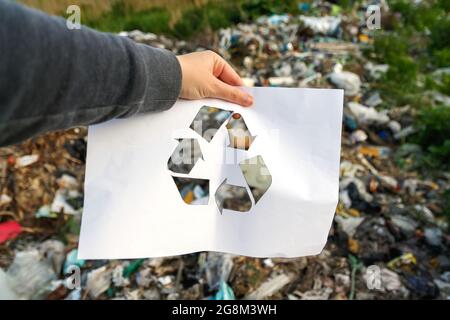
[15,154,39,167]
[136,268,153,288]
[380,268,405,292]
[0,194,12,206]
[328,71,361,96]
[50,189,81,215]
[39,240,65,275]
[358,145,391,159]
[35,205,57,219]
[299,15,341,36]
[63,249,85,274]
[158,275,173,286]
[6,249,56,299]
[404,275,439,299]
[205,253,234,290]
[56,174,79,190]
[0,269,18,299]
[214,281,235,300]
[424,227,443,248]
[86,266,111,299]
[347,102,389,125]
[0,221,22,244]
[335,216,364,238]
[388,253,417,270]
[297,287,333,300]
[350,130,368,144]
[245,273,294,299]
[122,259,145,278]
[0,1,448,301]
[390,215,418,236]
[112,265,130,287]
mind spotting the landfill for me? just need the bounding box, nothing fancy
[0,1,449,300]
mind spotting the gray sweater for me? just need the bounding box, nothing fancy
[0,0,182,147]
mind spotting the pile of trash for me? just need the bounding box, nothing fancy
[1,1,449,300]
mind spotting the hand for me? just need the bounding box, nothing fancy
[176,51,253,107]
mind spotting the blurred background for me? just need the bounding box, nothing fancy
[0,0,449,300]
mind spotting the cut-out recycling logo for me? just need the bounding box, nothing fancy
[167,105,272,213]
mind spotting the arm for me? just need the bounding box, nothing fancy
[0,1,252,147]
[0,0,180,147]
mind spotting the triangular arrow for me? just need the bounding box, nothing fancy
[226,113,256,150]
[239,155,272,204]
[189,106,232,142]
[167,138,203,174]
[215,178,252,214]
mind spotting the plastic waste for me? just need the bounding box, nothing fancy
[358,145,391,159]
[328,71,361,96]
[15,154,39,168]
[390,215,418,237]
[205,253,234,290]
[0,269,18,299]
[86,266,111,299]
[0,220,21,244]
[335,215,364,238]
[299,15,341,36]
[35,205,57,219]
[51,189,82,215]
[112,265,130,287]
[63,249,85,274]
[0,194,12,206]
[350,130,368,144]
[214,281,235,300]
[347,102,389,125]
[424,227,443,248]
[245,273,294,299]
[40,240,65,275]
[6,249,56,299]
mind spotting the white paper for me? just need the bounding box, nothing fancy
[78,87,343,259]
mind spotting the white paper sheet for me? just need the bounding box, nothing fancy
[78,87,343,259]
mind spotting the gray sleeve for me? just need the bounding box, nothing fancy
[0,0,182,147]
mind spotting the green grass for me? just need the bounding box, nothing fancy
[365,0,450,171]
[74,0,303,38]
[413,105,450,170]
[82,2,171,34]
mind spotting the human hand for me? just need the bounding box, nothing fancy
[176,51,253,107]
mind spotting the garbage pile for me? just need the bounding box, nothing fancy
[1,2,449,300]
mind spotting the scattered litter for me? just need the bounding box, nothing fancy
[15,154,39,167]
[0,1,448,300]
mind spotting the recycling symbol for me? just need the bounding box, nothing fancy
[167,105,272,213]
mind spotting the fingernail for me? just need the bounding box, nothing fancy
[244,94,253,106]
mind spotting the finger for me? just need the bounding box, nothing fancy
[208,77,253,107]
[212,54,244,86]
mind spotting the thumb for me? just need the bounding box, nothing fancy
[208,78,253,107]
